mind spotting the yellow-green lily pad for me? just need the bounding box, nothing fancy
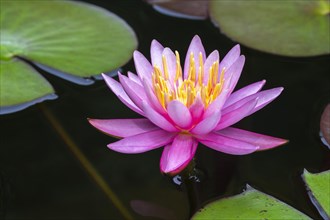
[303,170,330,218]
[192,186,311,219]
[0,0,137,113]
[210,0,330,57]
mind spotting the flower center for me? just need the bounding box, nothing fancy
[152,51,225,109]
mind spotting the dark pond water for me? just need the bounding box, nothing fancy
[1,1,329,219]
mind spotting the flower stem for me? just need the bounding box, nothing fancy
[39,103,133,220]
[180,160,201,217]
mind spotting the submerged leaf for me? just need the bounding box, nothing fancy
[146,0,208,20]
[320,104,330,148]
[303,170,330,218]
[192,186,311,219]
[130,200,177,220]
[210,1,330,57]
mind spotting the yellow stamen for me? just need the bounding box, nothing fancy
[198,67,202,87]
[162,55,169,80]
[151,51,226,109]
[175,51,182,82]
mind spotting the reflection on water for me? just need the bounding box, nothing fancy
[34,62,95,86]
[0,93,58,115]
[0,0,329,219]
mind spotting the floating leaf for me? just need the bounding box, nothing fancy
[210,0,330,57]
[192,186,311,219]
[146,0,208,20]
[0,0,137,113]
[303,170,330,218]
[0,59,56,114]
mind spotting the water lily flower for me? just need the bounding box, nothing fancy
[89,35,287,175]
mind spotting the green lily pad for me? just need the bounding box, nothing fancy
[210,0,330,57]
[303,170,330,218]
[0,59,56,114]
[192,186,311,219]
[0,0,137,113]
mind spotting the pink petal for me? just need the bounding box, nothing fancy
[128,71,142,86]
[133,51,153,84]
[162,47,177,82]
[224,55,245,97]
[217,127,288,151]
[160,134,197,174]
[189,94,204,122]
[219,44,240,73]
[222,87,284,116]
[224,80,266,108]
[150,39,164,69]
[202,56,245,118]
[102,74,144,115]
[108,129,176,154]
[198,132,259,155]
[184,35,206,79]
[119,73,147,110]
[88,118,158,138]
[191,111,221,135]
[203,50,219,84]
[142,101,179,132]
[215,98,258,130]
[249,87,284,115]
[167,100,192,128]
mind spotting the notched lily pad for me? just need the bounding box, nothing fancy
[192,185,311,219]
[210,0,330,57]
[303,169,330,218]
[0,0,137,113]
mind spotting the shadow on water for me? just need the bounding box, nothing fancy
[1,0,329,219]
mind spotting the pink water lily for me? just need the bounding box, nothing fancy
[89,35,287,175]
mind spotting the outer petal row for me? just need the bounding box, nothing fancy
[198,131,259,155]
[102,73,144,116]
[217,127,288,151]
[108,129,176,154]
[88,118,158,138]
[222,87,284,116]
[224,80,266,108]
[215,98,257,130]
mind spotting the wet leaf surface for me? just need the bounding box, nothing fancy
[303,170,330,218]
[210,1,330,57]
[0,59,55,107]
[192,186,311,219]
